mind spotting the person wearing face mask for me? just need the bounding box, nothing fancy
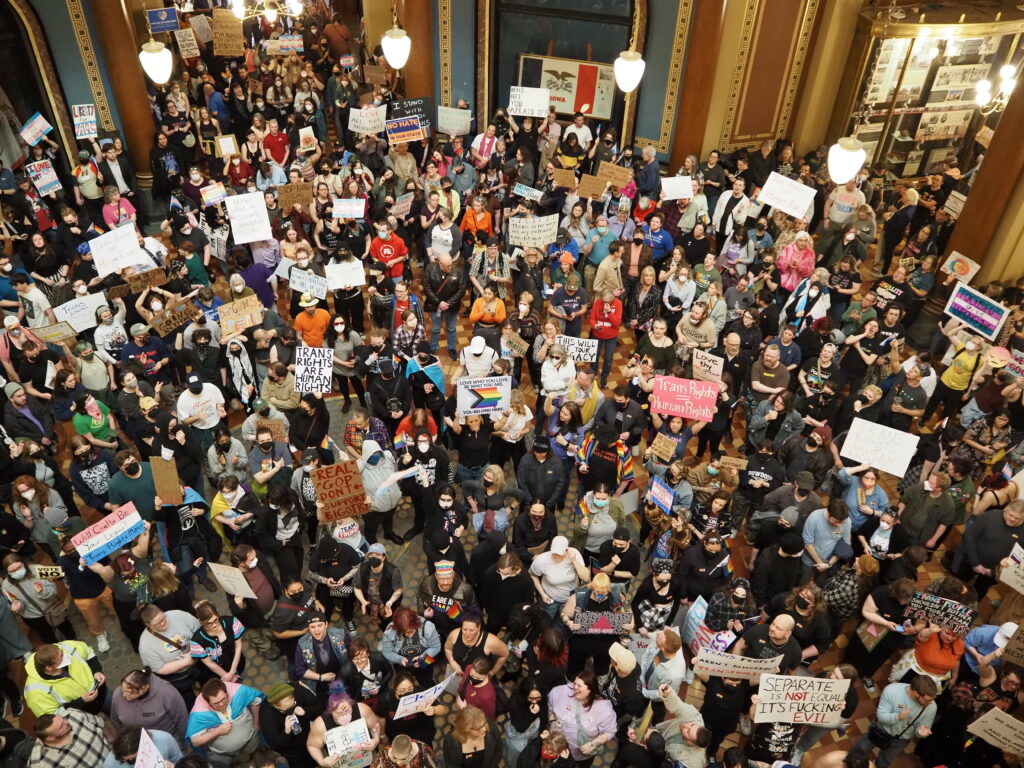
[368,358,412,436]
[210,472,259,550]
[247,425,294,494]
[560,572,630,678]
[119,323,173,385]
[107,448,158,522]
[368,219,409,281]
[921,321,983,425]
[226,543,283,661]
[679,533,732,603]
[354,543,404,630]
[225,153,256,193]
[353,439,404,547]
[270,575,321,678]
[1,553,76,645]
[570,484,627,562]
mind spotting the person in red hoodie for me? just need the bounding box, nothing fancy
[590,288,623,388]
[368,219,410,281]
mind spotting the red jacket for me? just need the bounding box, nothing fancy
[368,234,409,278]
[589,299,623,340]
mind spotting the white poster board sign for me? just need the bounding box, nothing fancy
[661,176,693,201]
[71,105,98,140]
[692,349,724,382]
[348,106,387,135]
[507,214,558,248]
[437,105,472,135]
[393,674,455,719]
[135,729,164,768]
[508,86,551,118]
[840,417,920,478]
[294,346,334,393]
[91,225,146,278]
[225,192,273,244]
[53,291,110,332]
[456,376,512,417]
[324,719,373,768]
[692,648,783,681]
[941,251,981,284]
[174,27,200,57]
[513,183,543,202]
[331,198,366,219]
[999,542,1024,595]
[189,15,213,43]
[289,269,329,300]
[207,562,257,599]
[967,706,1024,756]
[557,334,599,363]
[757,172,817,219]
[325,260,366,289]
[753,674,851,725]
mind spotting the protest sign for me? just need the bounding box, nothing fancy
[552,169,577,189]
[313,461,368,523]
[298,126,318,153]
[295,346,333,393]
[457,376,512,417]
[512,182,543,202]
[572,610,633,634]
[758,172,817,219]
[324,718,373,768]
[692,648,783,681]
[943,190,967,218]
[151,456,183,505]
[392,192,414,217]
[127,268,169,294]
[35,565,64,580]
[249,79,263,96]
[597,163,633,189]
[661,176,693,201]
[174,27,200,58]
[146,7,179,32]
[53,291,108,333]
[507,214,559,248]
[150,300,202,336]
[135,729,165,768]
[437,105,472,136]
[941,251,981,283]
[508,86,551,117]
[214,134,239,158]
[325,260,366,289]
[32,322,78,344]
[208,563,257,599]
[219,295,263,335]
[840,417,920,478]
[277,182,314,211]
[225,192,273,244]
[332,198,366,219]
[681,595,736,655]
[967,707,1024,756]
[289,269,328,299]
[720,456,748,470]
[650,377,719,420]
[1000,623,1024,667]
[999,542,1024,595]
[200,182,227,206]
[753,674,851,725]
[576,174,606,200]
[256,419,288,443]
[650,433,678,463]
[71,502,145,565]
[385,116,424,144]
[506,330,530,357]
[556,335,598,363]
[25,160,61,195]
[211,9,244,56]
[646,475,674,515]
[189,14,213,43]
[362,64,389,85]
[944,280,1008,341]
[692,349,724,382]
[905,591,977,636]
[389,98,432,128]
[91,221,144,277]
[71,104,97,140]
[265,34,303,54]
[19,112,52,146]
[394,675,455,720]
[349,106,387,135]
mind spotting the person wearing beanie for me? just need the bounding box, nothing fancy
[259,680,321,768]
[417,558,475,640]
[515,434,567,513]
[750,532,807,610]
[777,424,834,490]
[2,380,55,450]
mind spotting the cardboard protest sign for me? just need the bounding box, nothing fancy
[551,169,577,189]
[200,182,227,206]
[249,79,264,96]
[127,268,169,294]
[650,433,678,463]
[276,183,313,212]
[840,417,920,478]
[941,251,981,283]
[556,335,598,363]
[362,64,389,85]
[151,456,183,505]
[149,300,202,337]
[32,322,78,344]
[943,190,967,218]
[577,174,607,200]
[256,419,287,443]
[597,163,633,189]
[174,27,200,58]
[332,198,366,219]
[572,610,633,634]
[506,330,530,357]
[1000,623,1024,667]
[391,193,414,217]
[325,260,366,289]
[19,112,52,146]
[135,729,165,768]
[349,106,387,135]
[289,269,328,299]
[999,543,1024,595]
[720,456,748,470]
[313,462,368,523]
[71,104,97,140]
[944,280,1009,341]
[661,176,693,201]
[71,502,145,565]
[753,674,851,725]
[294,346,333,393]
[211,9,244,56]
[758,172,817,219]
[692,349,724,382]
[225,192,273,244]
[508,86,551,117]
[457,376,512,416]
[437,105,472,136]
[507,214,558,248]
[681,595,736,655]
[692,648,782,681]
[189,14,213,43]
[25,160,61,195]
[219,295,263,335]
[394,675,455,719]
[646,475,674,515]
[512,182,543,202]
[214,134,239,158]
[92,225,146,277]
[650,377,719,421]
[35,565,64,580]
[967,705,1024,755]
[208,563,257,599]
[385,116,424,144]
[904,591,977,636]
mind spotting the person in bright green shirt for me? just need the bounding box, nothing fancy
[173,242,211,288]
[692,251,721,300]
[72,393,118,450]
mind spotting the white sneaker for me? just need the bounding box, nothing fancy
[684,667,695,684]
[738,713,752,735]
[96,633,110,653]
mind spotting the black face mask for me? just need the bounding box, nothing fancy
[367,556,383,568]
[216,442,231,453]
[122,461,139,475]
[795,596,811,610]
[259,442,273,452]
[259,408,271,418]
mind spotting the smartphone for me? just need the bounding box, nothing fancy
[892,624,905,633]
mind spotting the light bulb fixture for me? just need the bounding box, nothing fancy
[227,0,303,22]
[380,26,411,69]
[139,38,173,84]
[264,6,278,22]
[287,0,303,14]
[233,3,245,19]
[826,136,867,184]
[614,50,646,93]
[975,64,1018,115]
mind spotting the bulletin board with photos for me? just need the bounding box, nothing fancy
[831,8,1024,181]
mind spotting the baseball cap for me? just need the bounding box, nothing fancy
[185,373,203,392]
[995,622,1019,648]
[368,543,386,555]
[129,323,150,337]
[469,336,486,354]
[252,397,268,411]
[608,642,636,674]
[812,425,833,442]
[533,435,551,451]
[138,396,158,412]
[795,471,815,491]
[301,449,318,465]
[550,535,569,555]
[78,150,91,160]
[2,316,18,329]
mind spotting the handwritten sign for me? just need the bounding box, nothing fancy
[127,268,169,294]
[437,105,472,136]
[276,182,313,211]
[556,334,598,363]
[289,269,328,299]
[150,300,202,337]
[298,126,318,154]
[512,182,543,202]
[225,192,273,245]
[71,502,145,565]
[999,543,1024,595]
[331,198,366,219]
[256,419,288,443]
[1000,623,1024,667]
[389,98,432,129]
[72,104,97,140]
[646,475,674,515]
[324,718,373,768]
[393,674,455,720]
[200,182,227,206]
[650,433,678,463]
[385,115,424,144]
[392,192,414,218]
[508,86,551,117]
[32,322,78,344]
[19,112,52,146]
[174,27,200,58]
[313,461,368,523]
[904,591,977,636]
[189,14,213,43]
[693,648,782,681]
[943,190,967,218]
[208,562,257,599]
[650,376,719,421]
[325,260,366,289]
[720,456,748,470]
[758,172,817,219]
[25,160,61,196]
[219,295,263,335]
[135,729,165,768]
[840,417,920,479]
[754,674,851,725]
[506,330,530,357]
[362,64,389,85]
[552,169,577,189]
[692,349,724,382]
[597,163,633,190]
[944,281,1008,341]
[456,375,512,416]
[967,704,1024,755]
[662,176,694,201]
[681,595,736,655]
[151,456,183,505]
[294,346,333,393]
[92,224,145,277]
[941,251,981,284]
[508,214,559,248]
[348,106,387,135]
[572,610,633,634]
[211,9,244,57]
[214,134,239,158]
[576,174,606,200]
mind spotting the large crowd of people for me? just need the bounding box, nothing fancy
[0,3,1020,768]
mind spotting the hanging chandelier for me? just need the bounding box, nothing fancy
[976,64,1018,115]
[230,0,305,22]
